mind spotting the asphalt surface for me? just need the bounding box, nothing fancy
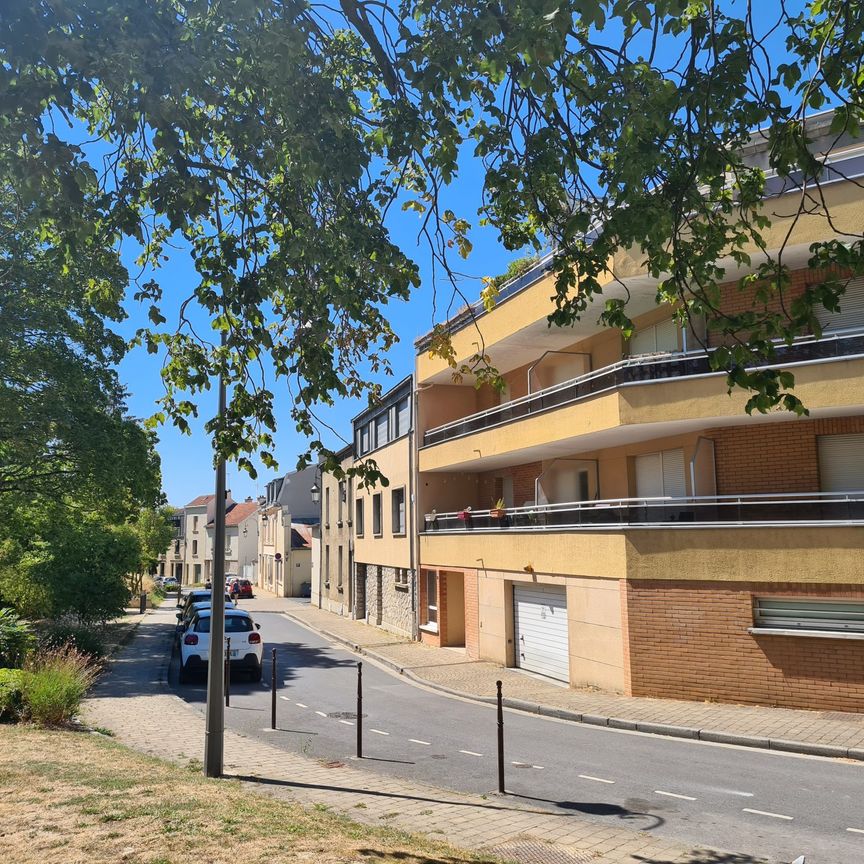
[168,609,864,863]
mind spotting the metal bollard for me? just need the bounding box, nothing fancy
[356,661,363,759]
[139,592,147,614]
[224,637,231,708]
[496,679,505,794]
[271,648,277,730]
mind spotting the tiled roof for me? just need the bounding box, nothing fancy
[290,523,314,549]
[185,494,215,507]
[224,501,259,526]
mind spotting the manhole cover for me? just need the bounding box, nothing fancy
[486,842,594,864]
[327,712,366,719]
[511,762,532,769]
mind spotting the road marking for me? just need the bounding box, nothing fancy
[742,808,793,821]
[409,738,431,746]
[279,696,291,701]
[532,765,545,770]
[579,774,615,784]
[339,719,355,726]
[724,790,754,797]
[315,710,327,717]
[655,790,697,801]
[847,828,864,835]
[370,729,390,736]
[296,702,308,708]
[459,750,483,757]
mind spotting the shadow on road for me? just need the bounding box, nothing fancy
[637,852,767,864]
[512,793,664,829]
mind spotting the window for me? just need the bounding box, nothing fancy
[394,397,410,438]
[174,539,180,554]
[355,498,364,536]
[753,597,864,635]
[395,568,410,588]
[635,449,686,499]
[359,423,370,455]
[325,486,331,527]
[192,539,198,556]
[628,319,680,355]
[193,515,199,532]
[338,481,346,523]
[324,546,330,588]
[337,546,343,591]
[391,487,406,535]
[194,563,201,581]
[818,433,864,492]
[372,493,382,536]
[374,412,389,448]
[425,571,438,628]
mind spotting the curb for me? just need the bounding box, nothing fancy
[282,610,864,764]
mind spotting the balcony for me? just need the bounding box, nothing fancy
[422,330,864,448]
[423,491,864,533]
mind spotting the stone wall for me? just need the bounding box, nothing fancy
[362,563,415,638]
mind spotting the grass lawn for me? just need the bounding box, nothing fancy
[0,726,496,864]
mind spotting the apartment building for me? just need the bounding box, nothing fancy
[157,508,185,582]
[257,467,318,597]
[315,445,355,616]
[413,126,864,712]
[181,494,220,585]
[352,376,417,638]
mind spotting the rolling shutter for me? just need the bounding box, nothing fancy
[629,319,680,355]
[815,277,864,332]
[514,584,569,682]
[635,449,686,498]
[818,434,864,492]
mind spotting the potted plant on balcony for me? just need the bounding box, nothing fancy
[457,506,472,523]
[490,498,507,520]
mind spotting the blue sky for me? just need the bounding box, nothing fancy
[117,158,521,507]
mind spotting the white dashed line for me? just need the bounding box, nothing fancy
[339,719,355,726]
[296,702,308,708]
[532,765,545,770]
[743,808,793,821]
[511,761,528,766]
[459,750,483,757]
[370,729,390,736]
[655,790,697,801]
[279,696,291,701]
[579,774,615,784]
[847,827,864,835]
[725,790,754,798]
[409,738,431,746]
[315,710,327,717]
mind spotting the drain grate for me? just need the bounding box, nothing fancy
[820,711,864,722]
[327,711,366,719]
[486,841,595,864]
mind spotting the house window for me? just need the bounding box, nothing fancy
[635,449,686,499]
[391,487,406,535]
[324,546,330,589]
[359,423,370,455]
[753,597,864,635]
[374,412,389,449]
[338,481,346,523]
[192,539,198,556]
[372,493,382,536]
[337,546,343,591]
[818,433,864,492]
[395,568,410,588]
[425,570,438,627]
[628,318,680,355]
[355,498,364,536]
[193,515,199,532]
[325,486,331,527]
[194,563,202,582]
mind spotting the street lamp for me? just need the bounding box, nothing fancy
[310,482,321,505]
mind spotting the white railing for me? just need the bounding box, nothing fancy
[422,490,864,531]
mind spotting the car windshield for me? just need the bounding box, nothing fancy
[195,615,254,634]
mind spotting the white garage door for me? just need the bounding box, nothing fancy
[514,584,569,682]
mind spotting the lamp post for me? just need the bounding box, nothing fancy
[310,481,321,505]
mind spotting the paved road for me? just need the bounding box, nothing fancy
[169,609,864,863]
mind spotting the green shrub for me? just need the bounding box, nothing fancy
[22,645,99,726]
[41,622,106,659]
[0,668,23,721]
[0,608,36,667]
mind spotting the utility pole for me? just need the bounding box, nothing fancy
[204,331,228,778]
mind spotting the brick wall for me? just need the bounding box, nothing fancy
[708,416,864,495]
[477,461,543,508]
[624,580,864,712]
[464,571,479,659]
[707,266,845,347]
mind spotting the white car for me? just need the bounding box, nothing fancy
[178,608,263,684]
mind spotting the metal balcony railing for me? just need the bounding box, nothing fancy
[422,491,864,533]
[422,329,864,447]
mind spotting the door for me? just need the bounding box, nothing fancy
[514,584,569,682]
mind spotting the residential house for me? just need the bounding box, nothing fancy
[257,467,318,596]
[352,376,417,638]
[180,494,220,585]
[157,508,185,583]
[205,498,259,584]
[315,445,354,615]
[413,117,864,712]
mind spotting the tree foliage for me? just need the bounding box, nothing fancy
[1,0,863,474]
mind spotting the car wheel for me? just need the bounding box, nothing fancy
[178,662,191,684]
[251,663,262,683]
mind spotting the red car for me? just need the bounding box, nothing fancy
[230,579,254,599]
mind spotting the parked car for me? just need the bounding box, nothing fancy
[161,576,179,592]
[175,600,236,643]
[178,608,263,683]
[229,579,254,599]
[177,589,235,615]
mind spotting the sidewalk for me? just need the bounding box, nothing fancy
[83,603,764,864]
[265,598,864,761]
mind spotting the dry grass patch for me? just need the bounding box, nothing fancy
[0,726,498,864]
